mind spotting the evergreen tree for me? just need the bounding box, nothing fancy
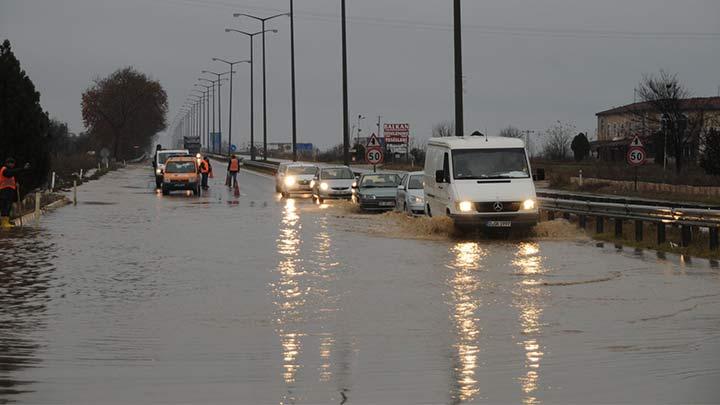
[0,39,50,192]
[571,132,591,162]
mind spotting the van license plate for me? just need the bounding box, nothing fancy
[486,221,511,228]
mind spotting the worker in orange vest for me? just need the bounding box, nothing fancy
[227,155,241,188]
[1,158,30,229]
[199,157,211,190]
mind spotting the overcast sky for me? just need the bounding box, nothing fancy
[2,0,719,148]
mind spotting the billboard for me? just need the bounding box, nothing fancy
[383,123,409,144]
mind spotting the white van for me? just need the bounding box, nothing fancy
[423,136,538,229]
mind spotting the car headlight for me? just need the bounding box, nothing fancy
[352,181,357,188]
[156,169,162,175]
[320,183,329,191]
[523,199,536,210]
[285,176,296,186]
[458,201,474,212]
[410,196,424,204]
[362,194,376,200]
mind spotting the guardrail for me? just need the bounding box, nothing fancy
[537,189,720,210]
[539,197,720,251]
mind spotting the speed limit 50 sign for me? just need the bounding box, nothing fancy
[366,147,384,165]
[627,146,646,166]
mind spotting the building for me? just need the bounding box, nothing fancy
[593,97,720,161]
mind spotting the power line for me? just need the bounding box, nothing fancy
[164,0,720,40]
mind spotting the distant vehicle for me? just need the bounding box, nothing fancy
[154,149,189,188]
[274,162,290,193]
[311,166,356,203]
[396,171,426,215]
[161,156,200,196]
[423,135,538,229]
[354,172,402,211]
[183,136,202,155]
[277,163,319,197]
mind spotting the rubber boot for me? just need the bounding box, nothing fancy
[0,217,14,229]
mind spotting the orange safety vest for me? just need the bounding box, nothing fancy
[0,167,17,190]
[229,159,240,172]
[200,161,209,174]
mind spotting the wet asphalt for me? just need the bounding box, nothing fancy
[0,164,719,404]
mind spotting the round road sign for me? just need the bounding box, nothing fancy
[366,147,384,165]
[627,146,646,166]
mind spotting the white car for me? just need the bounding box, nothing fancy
[311,166,356,203]
[424,135,538,229]
[278,163,318,197]
[396,171,426,215]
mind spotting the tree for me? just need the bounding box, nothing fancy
[499,126,524,138]
[432,121,455,137]
[0,39,50,192]
[636,70,701,173]
[82,67,168,160]
[542,121,575,160]
[700,129,720,175]
[570,132,591,162]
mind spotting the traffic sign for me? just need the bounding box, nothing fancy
[630,136,644,147]
[366,147,384,165]
[367,133,381,148]
[230,144,237,152]
[627,146,646,166]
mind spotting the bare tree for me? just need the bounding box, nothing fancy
[542,121,575,160]
[432,121,455,138]
[498,125,523,138]
[635,70,698,173]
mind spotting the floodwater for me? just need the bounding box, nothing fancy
[0,164,719,404]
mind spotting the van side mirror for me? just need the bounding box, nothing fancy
[435,170,445,183]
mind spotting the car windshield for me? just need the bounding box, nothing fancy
[321,168,354,180]
[165,161,196,173]
[452,148,529,180]
[408,175,424,189]
[360,174,399,188]
[288,166,317,175]
[158,152,186,164]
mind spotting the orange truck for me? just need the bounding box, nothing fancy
[161,156,201,196]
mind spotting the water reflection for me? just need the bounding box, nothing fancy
[0,230,56,403]
[274,199,305,401]
[446,242,486,403]
[512,242,547,405]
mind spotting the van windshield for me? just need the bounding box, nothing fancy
[165,161,196,173]
[452,148,529,180]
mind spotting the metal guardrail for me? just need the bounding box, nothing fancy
[539,197,720,250]
[537,189,720,210]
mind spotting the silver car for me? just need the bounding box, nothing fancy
[311,166,356,203]
[396,171,426,215]
[278,163,318,197]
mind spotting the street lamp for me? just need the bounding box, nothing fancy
[199,78,217,139]
[234,12,289,161]
[202,70,234,154]
[195,83,212,150]
[225,28,278,161]
[192,88,207,149]
[212,58,251,157]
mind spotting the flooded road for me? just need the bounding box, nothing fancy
[1,164,719,404]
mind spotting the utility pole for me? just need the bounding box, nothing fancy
[341,0,350,165]
[290,0,298,162]
[453,0,464,137]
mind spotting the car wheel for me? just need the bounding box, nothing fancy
[426,204,432,217]
[318,197,324,204]
[162,186,169,196]
[156,178,162,189]
[281,191,288,198]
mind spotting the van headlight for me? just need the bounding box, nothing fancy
[458,201,474,212]
[523,199,536,210]
[285,176,296,187]
[156,169,162,175]
[320,183,329,191]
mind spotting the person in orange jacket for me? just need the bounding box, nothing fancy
[199,157,212,190]
[227,155,241,188]
[1,158,30,228]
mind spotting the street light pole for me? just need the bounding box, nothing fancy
[290,0,298,161]
[213,59,250,157]
[234,12,289,161]
[341,0,350,165]
[225,28,278,161]
[199,78,216,147]
[453,0,464,137]
[202,70,233,154]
